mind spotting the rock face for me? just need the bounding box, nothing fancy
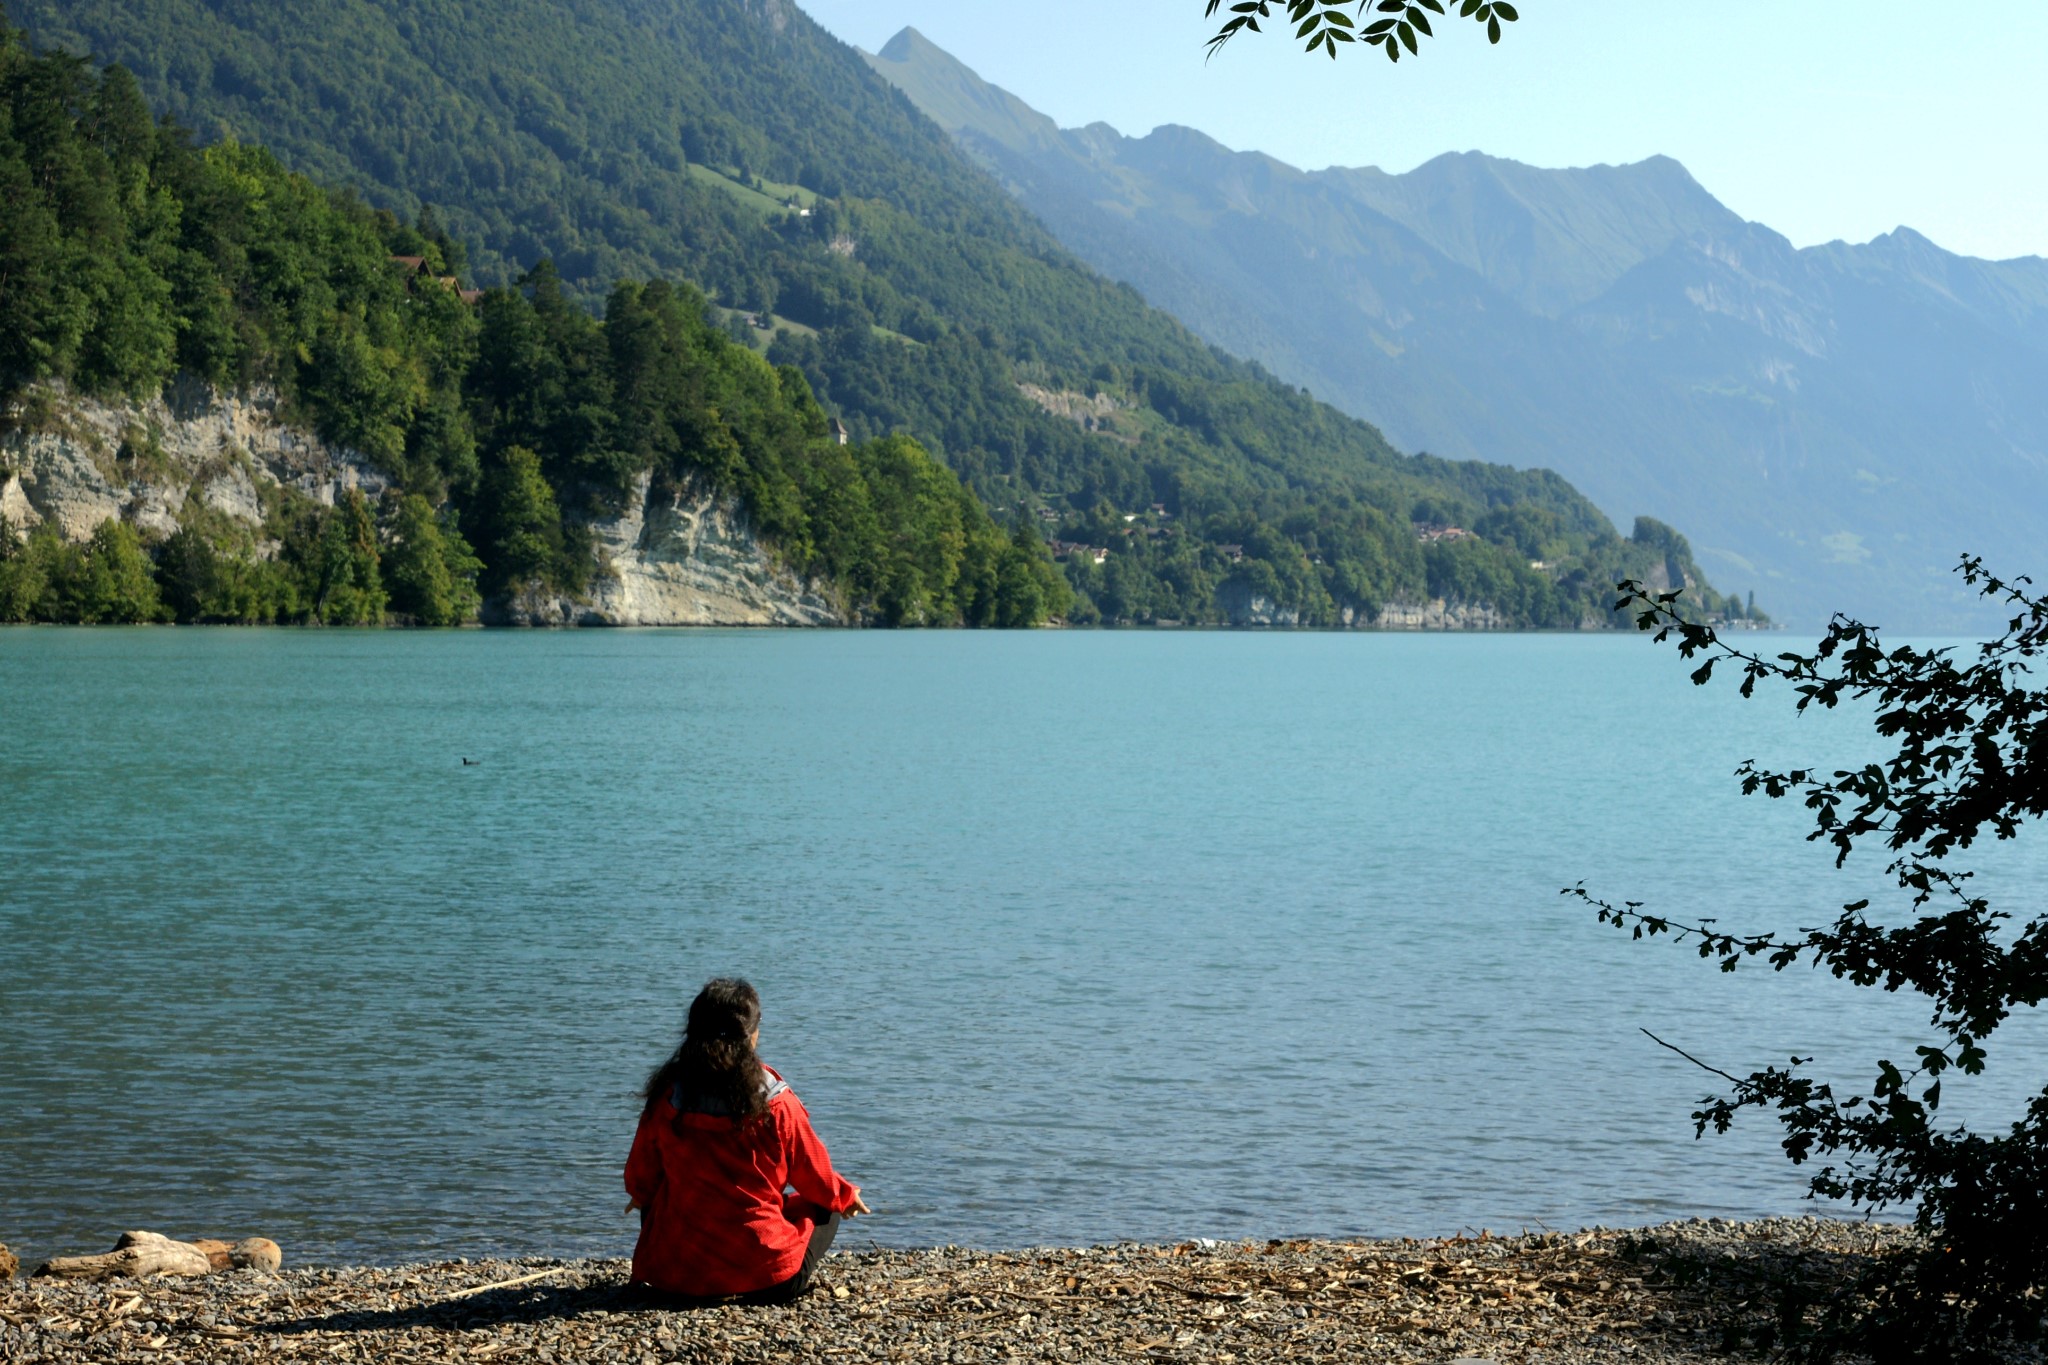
[1219,579,1511,629]
[1014,382,1135,439]
[1217,580,1302,628]
[3,383,845,628]
[483,470,844,627]
[1,379,387,545]
[1364,599,1508,631]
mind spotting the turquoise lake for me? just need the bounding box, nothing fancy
[3,628,2043,1267]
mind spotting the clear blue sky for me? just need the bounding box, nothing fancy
[800,0,2048,262]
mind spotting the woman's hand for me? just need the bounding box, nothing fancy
[849,1192,872,1217]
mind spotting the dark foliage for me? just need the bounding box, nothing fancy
[1570,557,2048,1361]
[1205,0,1518,63]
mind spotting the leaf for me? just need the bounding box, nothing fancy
[1492,0,1518,18]
[1407,6,1433,37]
[1398,19,1418,50]
[1488,14,1501,41]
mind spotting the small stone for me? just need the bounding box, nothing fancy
[0,1242,17,1280]
[230,1238,283,1273]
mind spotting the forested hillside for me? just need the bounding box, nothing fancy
[7,0,1741,627]
[867,26,2048,630]
[0,29,1063,626]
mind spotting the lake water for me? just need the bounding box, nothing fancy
[2,628,2043,1268]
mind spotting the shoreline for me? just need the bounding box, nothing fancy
[0,619,1772,634]
[4,1216,1990,1365]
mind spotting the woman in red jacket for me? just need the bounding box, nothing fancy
[624,978,870,1303]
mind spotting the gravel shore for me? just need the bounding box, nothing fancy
[0,1217,2015,1364]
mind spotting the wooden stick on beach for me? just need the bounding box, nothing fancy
[437,1267,571,1301]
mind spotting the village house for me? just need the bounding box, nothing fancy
[388,255,483,306]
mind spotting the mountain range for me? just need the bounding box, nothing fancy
[866,26,2048,630]
[9,0,1730,629]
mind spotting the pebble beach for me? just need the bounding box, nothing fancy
[8,1217,2012,1364]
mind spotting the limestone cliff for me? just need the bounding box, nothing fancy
[1,383,846,627]
[1365,599,1510,631]
[1217,577,1512,630]
[486,469,844,627]
[1,379,389,547]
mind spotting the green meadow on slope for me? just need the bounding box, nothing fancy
[9,0,1742,626]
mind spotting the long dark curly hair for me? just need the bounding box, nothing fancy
[641,977,770,1124]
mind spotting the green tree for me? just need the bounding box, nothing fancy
[154,523,222,621]
[303,322,422,469]
[154,523,297,624]
[4,524,65,619]
[468,444,563,599]
[993,528,1072,627]
[1573,559,2048,1360]
[283,490,386,625]
[384,493,481,626]
[59,516,163,622]
[857,434,965,626]
[0,512,44,620]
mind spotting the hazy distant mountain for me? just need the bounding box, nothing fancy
[867,26,2048,630]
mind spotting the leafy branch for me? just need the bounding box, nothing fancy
[1574,556,2048,1354]
[1203,0,1518,62]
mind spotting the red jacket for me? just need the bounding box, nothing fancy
[624,1067,861,1296]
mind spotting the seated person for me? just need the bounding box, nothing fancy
[625,977,870,1303]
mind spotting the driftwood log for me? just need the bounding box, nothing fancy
[33,1230,282,1281]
